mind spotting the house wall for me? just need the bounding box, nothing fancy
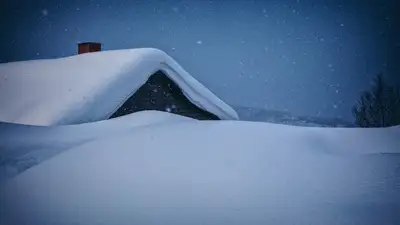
[109,70,220,120]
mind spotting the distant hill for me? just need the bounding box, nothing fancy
[234,106,355,127]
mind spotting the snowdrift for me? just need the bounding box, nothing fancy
[0,111,195,182]
[0,111,399,225]
[0,48,238,125]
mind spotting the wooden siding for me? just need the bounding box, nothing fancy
[109,70,220,120]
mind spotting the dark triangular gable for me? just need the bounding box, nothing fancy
[109,70,220,120]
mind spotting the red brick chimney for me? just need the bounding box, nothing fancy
[78,42,101,54]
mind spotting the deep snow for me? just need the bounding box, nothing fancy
[0,111,399,225]
[0,110,195,183]
[0,48,238,125]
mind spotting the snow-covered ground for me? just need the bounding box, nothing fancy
[0,111,399,225]
[235,106,354,127]
[0,111,195,183]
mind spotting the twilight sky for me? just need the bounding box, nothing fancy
[0,0,399,121]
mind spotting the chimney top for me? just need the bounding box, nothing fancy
[78,42,101,54]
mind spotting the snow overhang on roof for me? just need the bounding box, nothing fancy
[0,48,239,125]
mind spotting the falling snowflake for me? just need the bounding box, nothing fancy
[165,107,172,112]
[196,40,202,45]
[172,6,179,12]
[333,104,338,109]
[171,104,177,109]
[328,63,333,68]
[335,89,339,93]
[340,23,344,27]
[153,88,158,93]
[76,7,80,11]
[41,9,48,16]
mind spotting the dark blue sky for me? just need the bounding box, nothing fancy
[1,0,399,120]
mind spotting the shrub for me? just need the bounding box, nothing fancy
[352,74,400,127]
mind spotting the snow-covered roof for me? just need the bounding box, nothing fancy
[0,48,238,125]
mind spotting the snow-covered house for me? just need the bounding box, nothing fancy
[0,47,238,126]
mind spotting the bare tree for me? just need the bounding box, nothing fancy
[352,74,400,127]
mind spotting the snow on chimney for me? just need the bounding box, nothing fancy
[78,42,101,54]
